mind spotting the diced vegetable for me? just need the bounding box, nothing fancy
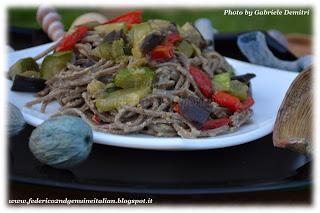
[40,51,73,80]
[212,91,242,112]
[111,39,126,60]
[189,65,213,98]
[212,72,231,92]
[78,21,101,30]
[231,73,256,84]
[150,44,173,61]
[130,22,152,58]
[95,87,150,112]
[166,33,182,45]
[91,114,101,125]
[105,82,119,94]
[104,30,126,44]
[176,40,194,57]
[114,67,155,88]
[179,22,206,48]
[191,43,202,56]
[173,102,180,113]
[212,73,249,100]
[93,42,112,59]
[94,22,128,34]
[239,96,255,111]
[148,33,182,60]
[212,92,254,112]
[93,39,127,63]
[149,20,179,34]
[9,57,39,80]
[201,118,231,130]
[105,11,142,25]
[229,80,249,101]
[148,19,172,31]
[20,70,40,78]
[11,75,46,92]
[87,79,106,98]
[140,31,165,54]
[56,25,88,52]
[179,97,211,127]
[127,57,148,68]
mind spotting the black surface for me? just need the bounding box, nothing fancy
[9,124,311,195]
[214,31,297,62]
[9,27,51,50]
[8,27,311,196]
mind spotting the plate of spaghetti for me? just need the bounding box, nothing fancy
[7,11,298,149]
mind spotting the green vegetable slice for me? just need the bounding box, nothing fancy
[9,57,39,80]
[19,71,40,78]
[87,79,106,98]
[129,22,152,58]
[92,42,112,59]
[229,80,249,101]
[93,39,127,63]
[95,87,151,112]
[40,51,73,80]
[148,19,172,31]
[212,72,231,92]
[179,22,205,48]
[94,22,128,34]
[176,40,194,58]
[114,67,155,89]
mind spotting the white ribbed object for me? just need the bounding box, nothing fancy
[37,5,65,41]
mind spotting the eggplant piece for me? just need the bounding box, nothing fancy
[231,73,256,84]
[140,31,165,54]
[148,19,179,34]
[179,97,211,128]
[179,22,206,49]
[231,73,255,96]
[104,30,126,44]
[11,75,46,92]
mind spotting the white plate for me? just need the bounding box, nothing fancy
[7,43,298,150]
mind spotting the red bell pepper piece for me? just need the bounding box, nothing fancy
[150,33,182,61]
[239,95,255,111]
[56,25,88,52]
[201,118,231,130]
[166,33,182,45]
[173,102,180,113]
[212,92,255,112]
[212,91,242,112]
[189,65,213,98]
[150,44,174,61]
[105,11,142,24]
[91,114,101,125]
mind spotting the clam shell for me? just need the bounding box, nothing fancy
[273,67,312,155]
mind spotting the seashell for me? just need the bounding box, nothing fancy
[273,66,312,155]
[37,5,65,41]
[29,115,93,169]
[41,12,61,33]
[36,5,57,24]
[70,12,107,29]
[47,20,65,41]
